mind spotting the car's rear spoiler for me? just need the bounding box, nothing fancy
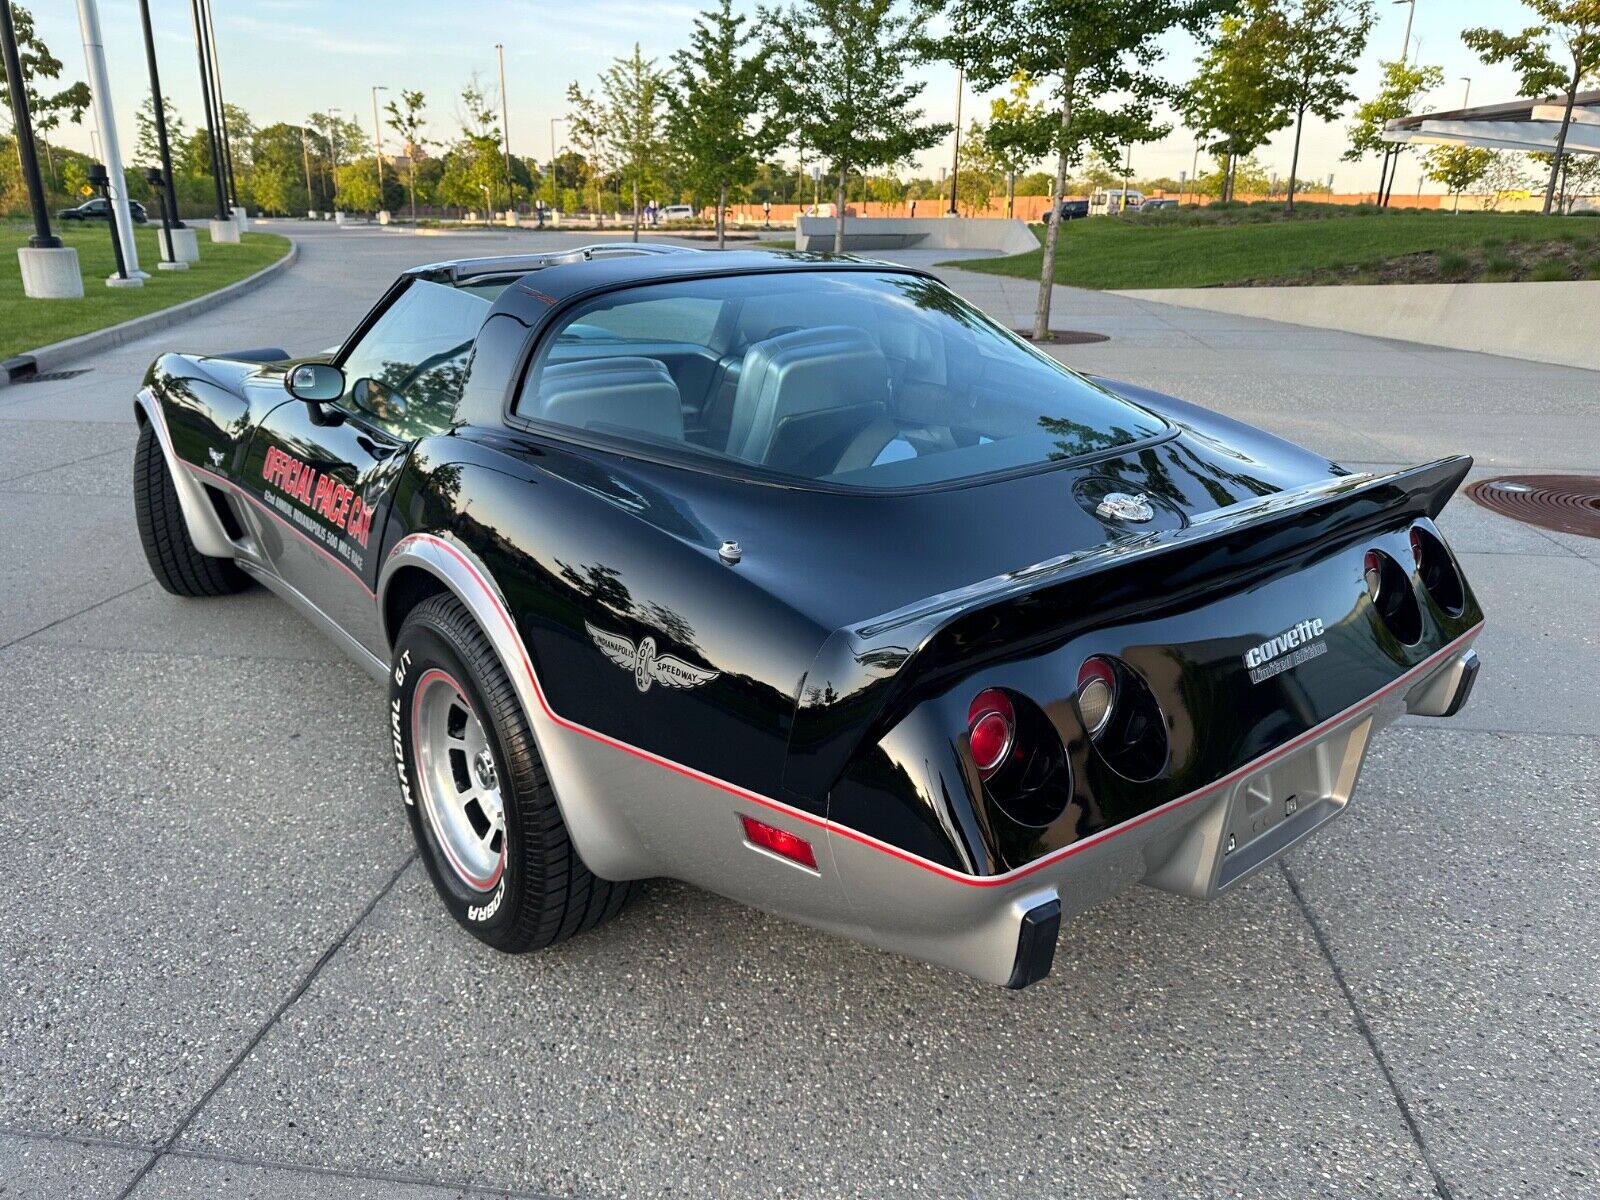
[782,455,1472,801]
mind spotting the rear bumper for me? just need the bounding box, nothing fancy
[827,630,1482,987]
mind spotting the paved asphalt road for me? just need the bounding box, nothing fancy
[2,221,1596,1200]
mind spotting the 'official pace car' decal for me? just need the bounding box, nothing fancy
[1243,617,1328,684]
[586,623,720,693]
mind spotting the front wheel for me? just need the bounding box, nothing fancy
[391,593,636,951]
[133,423,247,597]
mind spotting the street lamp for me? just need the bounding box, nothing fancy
[947,64,963,216]
[1393,0,1415,62]
[371,85,388,214]
[325,108,342,213]
[1,0,60,251]
[188,0,229,224]
[496,43,514,214]
[1459,76,1472,108]
[549,115,566,210]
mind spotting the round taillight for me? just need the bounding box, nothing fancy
[1077,657,1117,737]
[967,688,1015,778]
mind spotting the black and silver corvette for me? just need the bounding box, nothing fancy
[133,245,1483,988]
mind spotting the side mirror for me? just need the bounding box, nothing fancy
[285,362,345,403]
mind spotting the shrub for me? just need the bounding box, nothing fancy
[1437,251,1473,280]
[1527,260,1572,281]
[1484,254,1517,276]
[1582,257,1600,280]
[1481,237,1505,251]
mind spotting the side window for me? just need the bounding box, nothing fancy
[556,296,720,346]
[338,279,491,439]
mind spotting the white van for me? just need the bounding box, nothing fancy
[657,204,697,222]
[1089,188,1144,216]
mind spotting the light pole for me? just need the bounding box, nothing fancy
[1,0,59,250]
[200,0,236,209]
[137,0,187,263]
[188,0,229,227]
[1459,76,1471,108]
[1393,0,1415,62]
[548,115,566,210]
[371,85,388,213]
[77,0,143,278]
[496,43,514,213]
[299,125,314,213]
[325,108,342,212]
[947,64,963,216]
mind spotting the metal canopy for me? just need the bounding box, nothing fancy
[1384,91,1600,156]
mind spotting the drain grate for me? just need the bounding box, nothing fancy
[1466,475,1600,539]
[1011,329,1111,345]
[14,368,91,384]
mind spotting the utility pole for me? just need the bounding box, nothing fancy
[496,43,514,213]
[946,64,962,216]
[1460,77,1471,108]
[200,0,236,209]
[137,0,190,267]
[1393,0,1415,63]
[371,85,388,212]
[325,108,342,211]
[76,0,143,279]
[188,0,231,232]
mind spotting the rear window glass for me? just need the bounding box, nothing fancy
[514,270,1166,489]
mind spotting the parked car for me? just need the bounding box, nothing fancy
[57,197,148,224]
[1140,198,1179,212]
[132,244,1484,988]
[1049,199,1089,222]
[657,204,697,222]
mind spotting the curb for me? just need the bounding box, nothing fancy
[0,237,299,388]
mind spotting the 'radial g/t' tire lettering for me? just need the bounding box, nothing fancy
[391,593,636,951]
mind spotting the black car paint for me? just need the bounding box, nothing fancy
[59,199,148,222]
[142,250,1482,882]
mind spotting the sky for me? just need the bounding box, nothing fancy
[31,0,1533,196]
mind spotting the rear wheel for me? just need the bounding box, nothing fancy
[392,593,636,951]
[133,423,247,597]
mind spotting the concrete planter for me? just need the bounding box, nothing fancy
[209,218,241,244]
[159,226,200,269]
[17,246,85,299]
[794,215,1038,255]
[1115,280,1600,374]
[231,206,250,233]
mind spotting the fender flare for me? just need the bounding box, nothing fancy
[378,531,653,880]
[133,387,239,560]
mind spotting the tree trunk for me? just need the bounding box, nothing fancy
[1007,169,1015,219]
[631,175,640,243]
[834,165,846,253]
[1034,90,1075,341]
[1542,61,1581,216]
[1286,106,1306,214]
[717,180,727,251]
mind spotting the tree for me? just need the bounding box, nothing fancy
[1476,150,1535,211]
[0,4,90,188]
[600,45,668,241]
[384,90,428,221]
[764,0,948,251]
[249,122,311,215]
[1197,151,1270,197]
[1424,144,1493,211]
[667,0,777,247]
[1275,0,1375,211]
[932,0,1227,338]
[454,78,504,213]
[985,72,1054,216]
[565,81,611,215]
[134,94,186,171]
[1464,2,1600,215]
[1343,58,1444,206]
[1183,0,1291,203]
[953,121,1000,213]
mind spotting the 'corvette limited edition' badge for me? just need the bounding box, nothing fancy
[1244,618,1328,684]
[587,623,720,693]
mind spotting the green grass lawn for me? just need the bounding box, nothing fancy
[948,211,1600,290]
[0,224,289,360]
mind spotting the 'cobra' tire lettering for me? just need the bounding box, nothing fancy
[390,592,637,952]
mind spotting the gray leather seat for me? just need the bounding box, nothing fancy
[537,356,683,441]
[726,326,889,471]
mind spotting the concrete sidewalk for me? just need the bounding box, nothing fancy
[1,222,1596,1199]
